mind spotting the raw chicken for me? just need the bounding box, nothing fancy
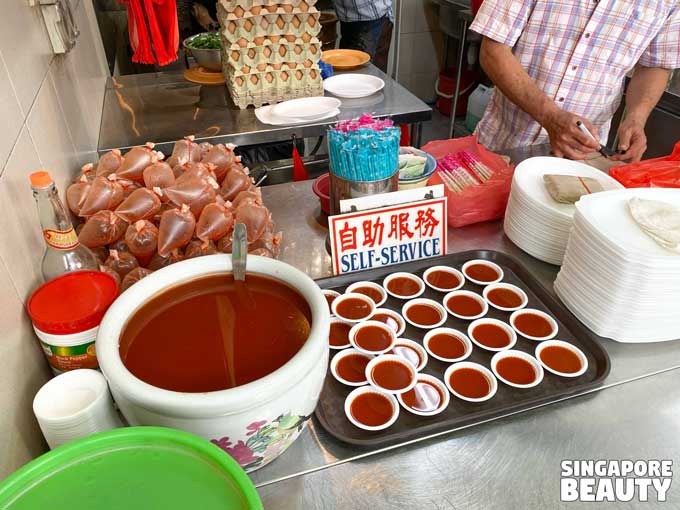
[78,175,124,217]
[78,210,128,248]
[157,204,196,257]
[95,149,123,177]
[195,202,233,241]
[115,187,162,222]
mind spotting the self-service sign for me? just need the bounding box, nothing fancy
[329,197,447,275]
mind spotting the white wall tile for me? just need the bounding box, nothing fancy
[0,50,25,173]
[400,0,417,35]
[410,71,439,102]
[27,78,80,193]
[0,0,54,113]
[415,0,440,33]
[411,31,444,74]
[0,128,45,300]
[397,32,415,77]
[0,255,51,479]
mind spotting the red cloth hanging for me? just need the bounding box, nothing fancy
[119,0,179,66]
[292,145,309,182]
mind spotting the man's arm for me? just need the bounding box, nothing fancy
[479,37,600,159]
[611,66,671,162]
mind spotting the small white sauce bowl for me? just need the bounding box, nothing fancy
[462,259,504,286]
[509,308,559,341]
[444,362,498,403]
[535,340,589,378]
[490,349,544,389]
[422,266,465,292]
[482,283,528,312]
[346,281,388,307]
[443,290,489,320]
[349,320,397,355]
[397,374,450,417]
[402,298,448,330]
[382,272,425,300]
[344,386,400,431]
[423,327,473,363]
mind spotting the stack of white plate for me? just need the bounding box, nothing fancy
[255,97,341,126]
[555,187,680,343]
[504,157,623,265]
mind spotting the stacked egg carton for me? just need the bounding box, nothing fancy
[217,0,323,108]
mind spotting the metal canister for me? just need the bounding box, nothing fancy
[329,170,399,215]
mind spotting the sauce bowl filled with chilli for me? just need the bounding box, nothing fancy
[345,386,399,431]
[383,272,425,300]
[509,308,558,341]
[443,290,488,320]
[402,298,447,329]
[349,321,396,355]
[332,293,375,323]
[346,281,387,307]
[535,340,588,378]
[323,289,341,315]
[330,348,372,386]
[423,266,465,292]
[467,318,517,352]
[397,374,450,417]
[371,308,406,337]
[482,283,528,312]
[391,338,428,371]
[365,354,417,394]
[490,350,544,389]
[423,328,473,363]
[329,317,353,350]
[462,260,504,286]
[444,362,498,403]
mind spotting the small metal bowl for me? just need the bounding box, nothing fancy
[183,33,222,72]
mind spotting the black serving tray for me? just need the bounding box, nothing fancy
[314,250,611,447]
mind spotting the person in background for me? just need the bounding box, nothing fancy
[471,1,680,162]
[332,0,393,73]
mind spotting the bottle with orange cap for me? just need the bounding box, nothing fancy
[30,171,98,281]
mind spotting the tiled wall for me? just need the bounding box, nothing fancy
[397,0,445,103]
[0,0,108,478]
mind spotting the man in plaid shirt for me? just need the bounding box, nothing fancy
[471,1,680,161]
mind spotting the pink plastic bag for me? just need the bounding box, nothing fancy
[119,179,141,199]
[196,202,234,241]
[104,249,139,279]
[125,220,159,264]
[199,142,214,156]
[220,167,252,201]
[120,267,153,292]
[96,149,123,177]
[249,229,282,258]
[234,202,270,243]
[115,187,162,222]
[231,188,262,209]
[175,162,217,185]
[147,249,183,270]
[91,246,109,264]
[117,143,159,182]
[78,163,96,182]
[167,136,201,167]
[143,161,175,189]
[164,176,217,217]
[217,230,233,253]
[185,239,218,258]
[66,176,91,216]
[78,210,128,248]
[201,144,237,183]
[78,176,125,217]
[157,204,196,257]
[424,135,514,228]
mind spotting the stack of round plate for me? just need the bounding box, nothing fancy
[555,187,680,343]
[504,157,624,265]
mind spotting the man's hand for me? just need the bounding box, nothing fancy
[541,108,601,160]
[611,117,647,162]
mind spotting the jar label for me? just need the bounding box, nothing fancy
[40,340,98,371]
[43,228,79,250]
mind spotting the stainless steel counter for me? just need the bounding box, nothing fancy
[253,154,680,507]
[97,65,431,154]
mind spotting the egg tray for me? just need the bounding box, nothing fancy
[218,0,318,16]
[217,7,321,43]
[226,66,322,108]
[314,250,611,447]
[223,37,321,70]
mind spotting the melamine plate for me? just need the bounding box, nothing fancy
[323,74,385,98]
[255,104,340,126]
[270,97,342,120]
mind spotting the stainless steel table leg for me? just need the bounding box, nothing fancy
[448,17,469,139]
[410,122,423,148]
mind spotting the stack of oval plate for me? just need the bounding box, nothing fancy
[554,187,680,343]
[255,96,341,126]
[503,157,624,265]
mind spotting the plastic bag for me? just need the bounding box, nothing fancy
[96,149,123,177]
[157,204,196,257]
[167,136,201,167]
[125,220,159,264]
[143,161,175,189]
[99,264,121,288]
[109,239,130,253]
[148,249,183,270]
[164,176,217,217]
[104,249,139,279]
[217,230,233,253]
[77,163,96,182]
[78,210,128,248]
[609,141,680,188]
[78,176,125,217]
[249,247,274,258]
[175,162,216,185]
[115,187,162,222]
[424,135,514,228]
[91,246,109,264]
[234,202,270,243]
[120,267,153,292]
[199,142,214,156]
[249,229,282,257]
[66,175,91,216]
[201,144,237,183]
[185,239,218,258]
[196,202,234,241]
[220,167,252,201]
[117,143,158,182]
[231,188,262,209]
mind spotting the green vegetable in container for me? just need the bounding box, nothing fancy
[188,33,221,50]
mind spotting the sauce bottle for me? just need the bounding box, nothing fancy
[30,171,98,281]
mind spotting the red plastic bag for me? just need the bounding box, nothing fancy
[125,220,159,264]
[157,204,196,257]
[115,187,162,222]
[424,135,514,228]
[609,141,680,188]
[78,175,125,217]
[143,161,175,189]
[78,210,128,248]
[96,150,123,177]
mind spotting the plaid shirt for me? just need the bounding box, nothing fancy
[470,0,680,151]
[333,0,393,22]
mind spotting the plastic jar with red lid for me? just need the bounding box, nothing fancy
[27,271,118,374]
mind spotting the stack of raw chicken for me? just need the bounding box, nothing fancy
[66,137,281,291]
[217,0,323,108]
